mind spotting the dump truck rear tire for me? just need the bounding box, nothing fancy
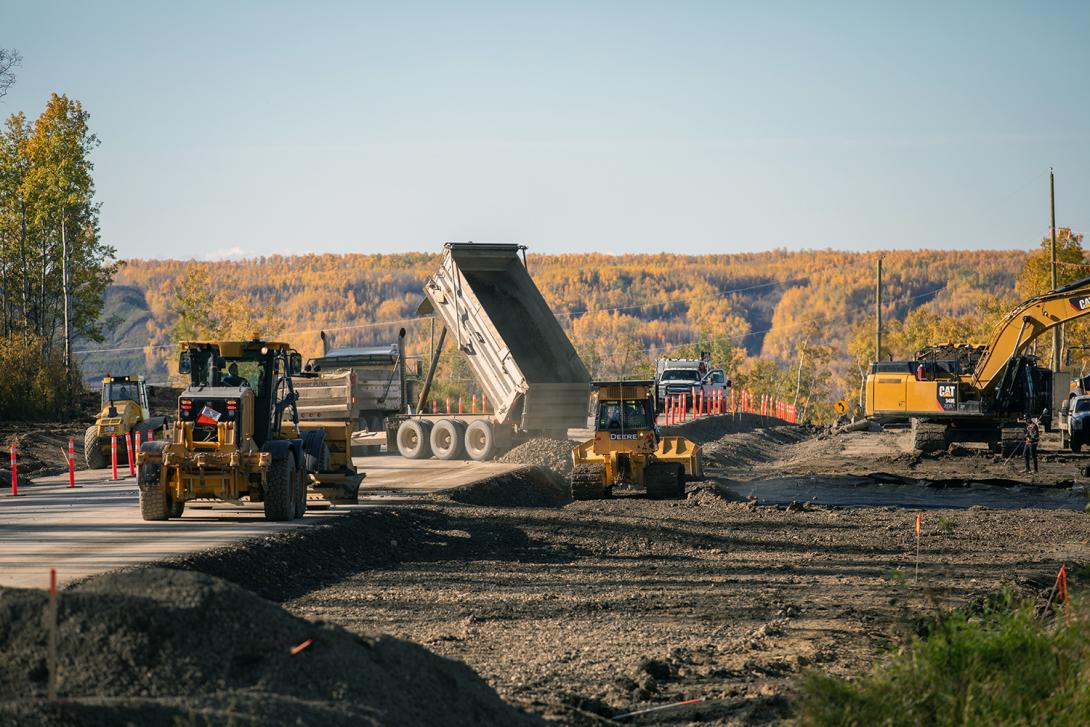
[397,420,433,459]
[264,455,295,521]
[645,462,685,500]
[570,463,609,500]
[464,420,497,461]
[84,426,107,469]
[431,419,465,460]
[138,462,170,521]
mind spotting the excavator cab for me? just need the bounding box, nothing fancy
[570,381,703,500]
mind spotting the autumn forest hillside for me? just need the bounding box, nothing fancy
[75,246,1060,420]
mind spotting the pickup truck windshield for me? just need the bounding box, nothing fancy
[660,370,699,382]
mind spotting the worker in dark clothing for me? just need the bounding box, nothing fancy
[1024,417,1040,474]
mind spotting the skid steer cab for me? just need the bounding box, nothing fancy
[84,375,166,469]
[570,380,703,500]
[136,340,357,522]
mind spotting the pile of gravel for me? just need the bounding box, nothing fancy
[441,467,571,508]
[0,568,538,726]
[498,437,575,475]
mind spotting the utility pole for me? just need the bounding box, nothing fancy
[1051,169,1062,371]
[875,257,883,363]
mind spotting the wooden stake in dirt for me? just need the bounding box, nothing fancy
[1057,563,1070,625]
[914,511,922,583]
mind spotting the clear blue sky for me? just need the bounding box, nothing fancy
[6,1,1089,260]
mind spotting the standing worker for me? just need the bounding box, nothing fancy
[1023,417,1040,474]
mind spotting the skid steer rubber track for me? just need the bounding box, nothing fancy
[645,462,685,500]
[911,419,948,452]
[570,463,609,500]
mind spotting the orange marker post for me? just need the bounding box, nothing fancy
[125,432,135,477]
[68,436,75,488]
[482,393,488,414]
[446,398,451,415]
[111,434,118,481]
[458,397,463,415]
[1057,564,1070,623]
[9,444,16,497]
[472,395,477,414]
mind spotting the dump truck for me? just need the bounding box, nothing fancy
[299,328,419,454]
[390,242,591,460]
[866,275,1090,453]
[570,380,703,499]
[136,340,362,521]
[84,375,167,468]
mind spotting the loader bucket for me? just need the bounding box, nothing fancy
[655,436,704,480]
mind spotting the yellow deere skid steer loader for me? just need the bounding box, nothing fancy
[570,380,703,500]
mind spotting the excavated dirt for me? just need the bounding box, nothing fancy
[499,437,576,476]
[440,467,572,508]
[11,419,1090,725]
[0,568,538,726]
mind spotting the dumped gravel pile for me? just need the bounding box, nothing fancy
[441,467,571,508]
[498,437,574,475]
[0,568,538,726]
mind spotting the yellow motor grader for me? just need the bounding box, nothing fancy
[570,380,703,500]
[84,375,166,468]
[136,340,361,521]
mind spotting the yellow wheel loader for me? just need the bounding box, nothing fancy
[570,381,703,500]
[84,375,166,469]
[135,340,362,522]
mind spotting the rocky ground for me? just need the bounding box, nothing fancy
[3,417,1088,725]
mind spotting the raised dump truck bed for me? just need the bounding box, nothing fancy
[392,243,591,461]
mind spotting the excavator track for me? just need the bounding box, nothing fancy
[570,463,609,500]
[911,419,948,452]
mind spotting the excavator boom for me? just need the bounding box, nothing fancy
[973,274,1090,391]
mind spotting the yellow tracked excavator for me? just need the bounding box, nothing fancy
[570,380,703,499]
[866,275,1090,453]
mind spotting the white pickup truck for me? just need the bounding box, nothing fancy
[654,357,730,410]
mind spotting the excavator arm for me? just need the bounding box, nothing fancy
[972,274,1090,392]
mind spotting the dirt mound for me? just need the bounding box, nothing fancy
[498,437,574,475]
[661,412,807,444]
[0,568,538,726]
[441,467,572,508]
[1,427,83,479]
[700,427,811,471]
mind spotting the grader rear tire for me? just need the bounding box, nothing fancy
[84,426,107,469]
[645,462,685,500]
[263,455,296,521]
[570,463,609,500]
[138,463,170,521]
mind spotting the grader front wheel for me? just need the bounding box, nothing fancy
[570,463,609,500]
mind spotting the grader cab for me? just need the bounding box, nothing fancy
[136,340,361,522]
[570,381,703,500]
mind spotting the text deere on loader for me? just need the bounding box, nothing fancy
[84,375,166,469]
[136,340,361,521]
[570,380,703,499]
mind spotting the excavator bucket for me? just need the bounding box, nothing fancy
[654,436,704,480]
